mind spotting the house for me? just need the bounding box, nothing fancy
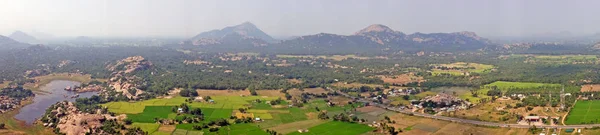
[255,118,262,121]
[177,108,184,113]
[525,116,541,122]
[208,99,215,103]
[297,129,309,133]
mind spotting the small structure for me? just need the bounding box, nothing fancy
[525,116,541,122]
[255,117,262,121]
[297,129,308,133]
[177,108,184,113]
[564,129,574,133]
[208,99,215,103]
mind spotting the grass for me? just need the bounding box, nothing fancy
[131,123,160,134]
[565,100,600,125]
[286,121,373,135]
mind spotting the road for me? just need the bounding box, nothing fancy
[330,89,600,129]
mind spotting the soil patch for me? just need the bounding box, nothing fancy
[581,84,600,92]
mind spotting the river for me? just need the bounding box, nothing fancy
[14,80,98,124]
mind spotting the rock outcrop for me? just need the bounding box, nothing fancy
[42,101,126,135]
[105,56,152,99]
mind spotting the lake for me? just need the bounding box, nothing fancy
[14,80,98,124]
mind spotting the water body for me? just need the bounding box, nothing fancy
[14,80,98,124]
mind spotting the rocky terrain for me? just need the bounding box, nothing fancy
[64,84,103,93]
[106,56,153,99]
[0,87,34,113]
[41,101,125,135]
[0,96,28,113]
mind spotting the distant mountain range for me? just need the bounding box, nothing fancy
[185,22,493,53]
[0,35,29,50]
[9,31,39,44]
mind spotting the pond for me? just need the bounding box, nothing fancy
[14,80,98,124]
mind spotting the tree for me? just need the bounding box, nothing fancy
[180,88,198,97]
[123,119,133,125]
[0,123,5,129]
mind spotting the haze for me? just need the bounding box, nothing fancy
[1,0,599,38]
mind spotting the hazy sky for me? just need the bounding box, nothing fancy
[1,0,599,38]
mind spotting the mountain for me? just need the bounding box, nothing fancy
[275,24,492,53]
[9,31,39,44]
[0,35,29,50]
[188,22,276,46]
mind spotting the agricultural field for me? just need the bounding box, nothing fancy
[377,73,425,85]
[102,96,279,114]
[175,123,269,135]
[103,93,383,135]
[389,113,529,135]
[286,121,373,135]
[565,100,600,125]
[513,54,599,64]
[131,123,161,134]
[483,81,561,91]
[430,62,495,76]
[267,119,327,134]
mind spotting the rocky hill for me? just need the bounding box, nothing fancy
[274,24,492,53]
[106,56,153,99]
[188,22,275,47]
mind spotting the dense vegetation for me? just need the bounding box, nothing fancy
[0,86,34,100]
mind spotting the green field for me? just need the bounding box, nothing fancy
[565,100,600,125]
[102,96,279,114]
[131,123,160,134]
[128,106,175,123]
[430,62,494,76]
[483,81,561,91]
[286,121,373,135]
[510,54,598,64]
[176,124,269,135]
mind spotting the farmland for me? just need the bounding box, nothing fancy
[483,81,561,91]
[102,96,279,114]
[286,121,373,135]
[510,54,599,64]
[565,100,600,125]
[430,62,495,76]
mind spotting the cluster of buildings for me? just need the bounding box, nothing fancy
[411,93,469,112]
[387,88,422,96]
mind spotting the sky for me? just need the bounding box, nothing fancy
[1,0,599,38]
